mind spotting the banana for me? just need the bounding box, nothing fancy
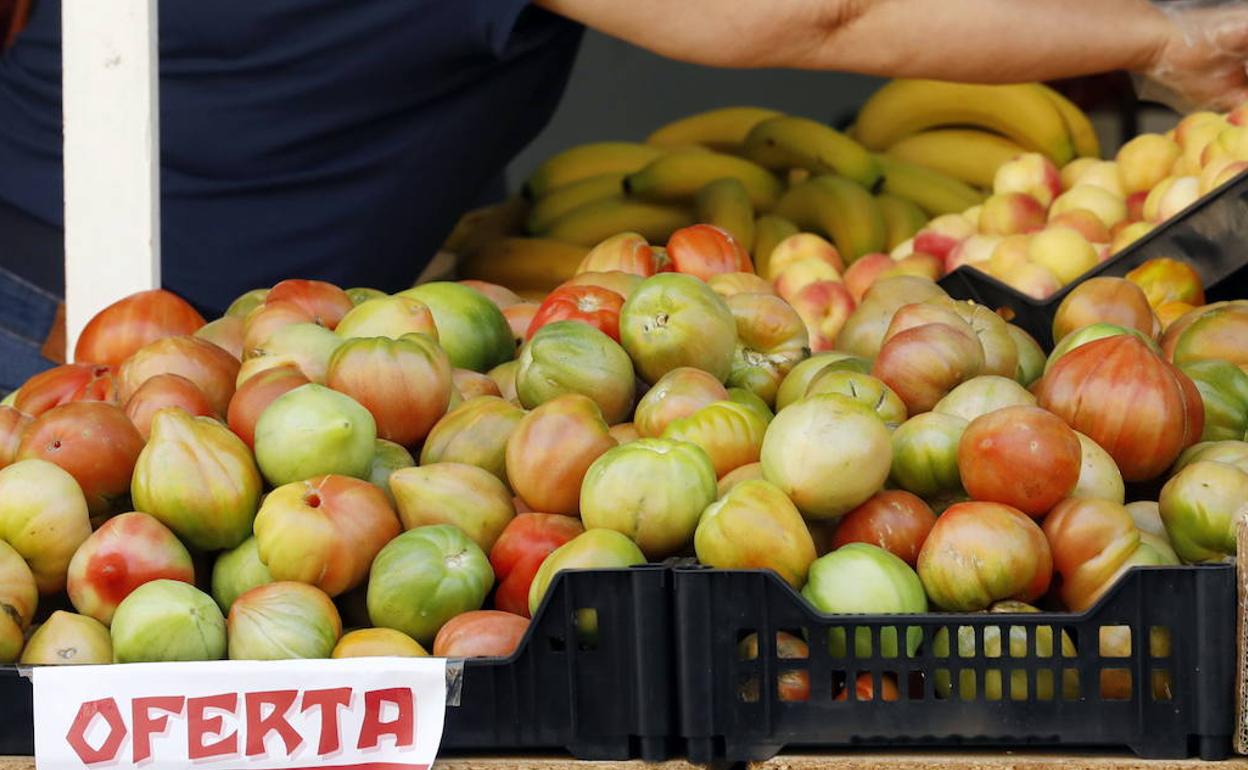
[442,196,530,256]
[526,173,625,234]
[751,214,799,277]
[457,237,589,291]
[885,129,1026,189]
[624,151,783,209]
[854,79,1075,165]
[772,175,886,261]
[647,106,784,152]
[876,193,929,252]
[543,198,694,247]
[875,155,986,217]
[1033,84,1101,158]
[695,178,756,249]
[524,142,664,199]
[743,116,881,188]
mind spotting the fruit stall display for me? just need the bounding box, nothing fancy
[0,77,1246,762]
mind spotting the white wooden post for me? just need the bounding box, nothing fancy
[61,0,161,353]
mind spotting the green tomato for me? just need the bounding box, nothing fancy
[210,537,273,614]
[111,580,226,663]
[399,282,513,372]
[516,320,636,425]
[528,529,645,617]
[254,384,377,486]
[1159,460,1248,563]
[1179,359,1248,442]
[889,412,967,499]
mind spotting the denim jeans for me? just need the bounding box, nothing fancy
[0,266,58,394]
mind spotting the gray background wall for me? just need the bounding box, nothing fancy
[505,30,886,188]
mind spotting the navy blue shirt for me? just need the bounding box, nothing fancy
[0,0,581,314]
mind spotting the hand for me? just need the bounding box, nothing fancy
[1141,1,1248,111]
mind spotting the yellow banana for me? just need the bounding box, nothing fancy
[524,142,664,199]
[526,173,625,234]
[743,116,881,188]
[876,193,929,252]
[751,214,799,277]
[695,178,756,249]
[772,175,886,261]
[457,237,588,291]
[854,79,1075,165]
[442,196,529,256]
[1033,84,1101,159]
[875,155,986,217]
[625,151,782,209]
[885,129,1026,189]
[543,198,694,247]
[647,106,784,152]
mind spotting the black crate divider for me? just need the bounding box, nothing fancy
[939,170,1248,348]
[675,564,1237,764]
[0,564,676,762]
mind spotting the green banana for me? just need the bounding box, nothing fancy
[743,116,881,188]
[1034,84,1101,159]
[876,193,929,252]
[524,142,664,199]
[624,151,783,209]
[543,198,694,247]
[751,214,800,277]
[854,79,1075,165]
[695,178,756,249]
[647,106,784,153]
[772,175,886,261]
[526,172,625,234]
[875,155,986,217]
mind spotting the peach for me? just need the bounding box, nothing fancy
[1200,125,1248,166]
[1060,157,1099,191]
[1228,102,1248,126]
[789,280,857,352]
[1142,176,1200,223]
[1116,134,1181,194]
[986,235,1032,280]
[1049,185,1127,230]
[1047,209,1111,244]
[889,238,915,259]
[1198,158,1248,194]
[993,153,1062,207]
[1028,227,1099,285]
[1109,221,1154,255]
[978,192,1047,236]
[767,233,844,280]
[1125,191,1149,223]
[998,261,1062,300]
[842,253,895,302]
[773,258,842,302]
[913,214,977,261]
[962,205,983,228]
[945,234,1002,273]
[1173,112,1228,176]
[1094,243,1112,263]
[1072,161,1126,198]
[882,253,944,282]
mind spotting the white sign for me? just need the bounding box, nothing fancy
[32,658,448,770]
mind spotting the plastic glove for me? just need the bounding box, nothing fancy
[1136,0,1248,112]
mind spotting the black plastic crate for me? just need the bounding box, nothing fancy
[939,170,1248,348]
[0,564,676,761]
[675,564,1236,764]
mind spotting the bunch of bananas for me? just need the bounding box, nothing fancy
[450,79,1101,294]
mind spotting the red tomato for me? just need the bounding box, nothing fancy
[738,631,811,702]
[14,363,118,416]
[432,610,529,658]
[1042,497,1140,612]
[835,672,900,702]
[117,335,241,417]
[74,289,206,367]
[265,279,354,330]
[666,224,754,281]
[957,405,1082,517]
[832,490,937,566]
[489,513,585,617]
[526,285,624,342]
[123,373,216,440]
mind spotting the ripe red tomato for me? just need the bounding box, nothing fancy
[666,224,754,281]
[432,610,530,658]
[123,373,216,440]
[13,363,117,416]
[1042,497,1140,612]
[74,289,206,367]
[527,285,625,342]
[738,631,811,702]
[265,279,354,330]
[835,672,900,702]
[831,490,937,566]
[489,513,585,617]
[957,405,1082,516]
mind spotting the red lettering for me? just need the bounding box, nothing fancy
[357,688,414,750]
[187,693,239,760]
[66,698,128,765]
[132,696,185,763]
[301,687,351,756]
[245,690,303,757]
